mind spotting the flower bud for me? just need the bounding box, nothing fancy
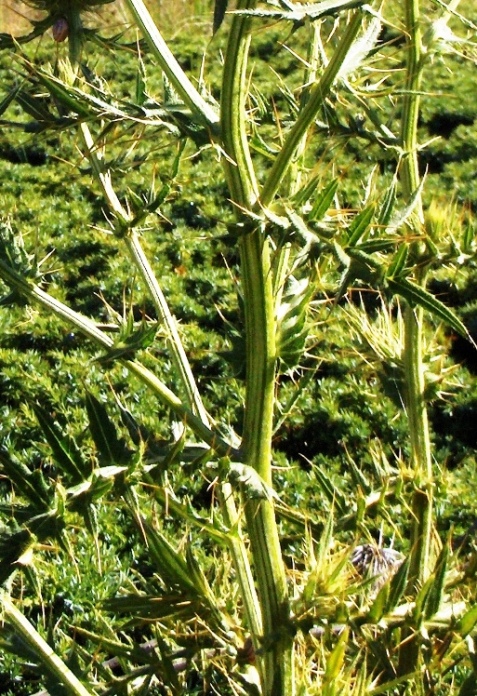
[52,17,69,43]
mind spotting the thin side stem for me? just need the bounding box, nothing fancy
[219,482,264,640]
[123,0,219,133]
[273,21,321,308]
[0,258,237,459]
[80,123,211,426]
[126,231,211,426]
[1,593,95,696]
[259,11,363,208]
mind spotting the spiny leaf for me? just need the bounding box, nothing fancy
[85,392,131,465]
[324,625,349,684]
[312,465,347,515]
[387,243,408,279]
[387,276,475,344]
[139,522,203,597]
[0,84,21,117]
[0,510,67,585]
[213,0,228,34]
[228,464,278,501]
[184,545,228,632]
[347,204,376,246]
[15,89,57,124]
[367,581,390,623]
[276,277,311,370]
[413,573,436,627]
[0,448,51,511]
[384,176,426,234]
[377,178,397,227]
[233,0,365,23]
[423,543,449,620]
[291,175,321,208]
[95,321,157,364]
[0,219,36,279]
[347,457,371,495]
[22,71,91,119]
[0,528,36,585]
[386,555,410,613]
[103,593,206,625]
[457,605,477,638]
[309,178,339,221]
[32,404,88,484]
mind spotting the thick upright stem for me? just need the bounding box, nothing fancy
[403,304,433,581]
[220,3,294,693]
[399,0,433,675]
[240,231,293,696]
[400,0,433,589]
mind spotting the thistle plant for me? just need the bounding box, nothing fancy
[0,1,477,695]
[7,1,115,60]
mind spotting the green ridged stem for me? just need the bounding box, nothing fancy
[1,592,95,696]
[259,11,363,209]
[400,0,433,588]
[123,0,219,134]
[398,0,433,676]
[220,0,259,207]
[220,3,294,693]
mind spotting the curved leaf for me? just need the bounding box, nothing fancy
[387,276,475,344]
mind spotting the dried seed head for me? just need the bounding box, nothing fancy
[52,17,69,43]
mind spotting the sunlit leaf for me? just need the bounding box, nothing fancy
[85,392,131,465]
[346,205,376,246]
[367,581,389,623]
[457,605,477,637]
[33,404,88,484]
[387,276,474,343]
[423,543,449,620]
[309,178,339,221]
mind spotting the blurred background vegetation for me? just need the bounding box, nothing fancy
[0,0,214,35]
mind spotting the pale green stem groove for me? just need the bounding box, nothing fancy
[1,593,95,696]
[400,0,433,588]
[404,305,433,577]
[220,0,259,206]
